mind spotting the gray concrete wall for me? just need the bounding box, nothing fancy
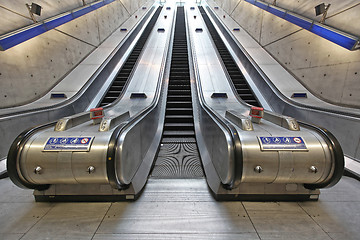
[210,0,360,108]
[0,0,100,35]
[0,0,152,108]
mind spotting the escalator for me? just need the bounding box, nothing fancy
[199,6,261,107]
[191,6,344,199]
[0,7,160,177]
[151,6,203,179]
[99,7,163,107]
[6,5,173,201]
[5,4,345,202]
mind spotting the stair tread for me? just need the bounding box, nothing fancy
[164,123,194,126]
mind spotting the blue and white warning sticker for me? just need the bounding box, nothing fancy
[258,136,307,151]
[43,137,94,151]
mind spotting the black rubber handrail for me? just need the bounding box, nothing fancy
[300,121,344,189]
[106,122,129,189]
[7,122,56,190]
[105,6,173,189]
[187,8,243,188]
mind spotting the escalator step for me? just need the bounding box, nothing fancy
[161,137,196,143]
[103,96,118,101]
[169,76,190,81]
[168,85,190,90]
[165,115,193,123]
[106,91,121,97]
[162,130,195,137]
[231,76,245,81]
[168,80,190,85]
[238,93,256,99]
[164,123,194,131]
[166,101,192,107]
[167,95,192,101]
[168,90,191,95]
[110,86,123,91]
[234,84,247,89]
[237,89,252,94]
[166,108,193,115]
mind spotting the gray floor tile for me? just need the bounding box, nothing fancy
[300,201,360,237]
[244,202,325,233]
[319,177,360,202]
[93,233,260,240]
[243,202,304,213]
[20,203,110,240]
[247,211,324,233]
[98,201,255,234]
[0,174,359,240]
[21,233,93,240]
[0,233,24,240]
[258,232,332,240]
[0,178,34,203]
[328,232,359,240]
[138,179,214,202]
[0,202,53,234]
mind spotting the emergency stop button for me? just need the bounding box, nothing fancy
[249,106,264,123]
[90,107,104,124]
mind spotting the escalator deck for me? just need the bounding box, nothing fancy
[199,6,261,107]
[99,7,163,107]
[151,7,203,179]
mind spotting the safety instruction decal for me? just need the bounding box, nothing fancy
[258,136,307,151]
[43,137,94,152]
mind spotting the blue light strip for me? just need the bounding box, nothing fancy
[243,0,359,50]
[0,0,116,51]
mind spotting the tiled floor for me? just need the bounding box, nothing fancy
[0,176,359,240]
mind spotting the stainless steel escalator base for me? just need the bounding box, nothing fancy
[211,184,320,201]
[33,183,139,202]
[202,153,320,201]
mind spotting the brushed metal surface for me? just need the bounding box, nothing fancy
[189,4,335,189]
[205,3,360,165]
[20,125,112,184]
[113,5,175,186]
[0,5,157,172]
[187,6,237,186]
[14,5,173,188]
[225,110,253,131]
